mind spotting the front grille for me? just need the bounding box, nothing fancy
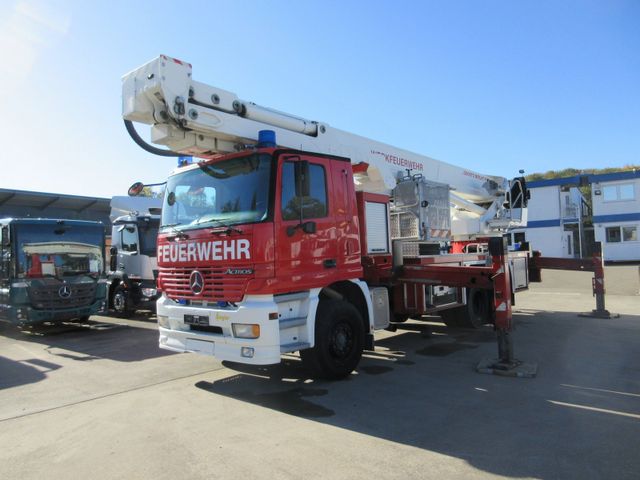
[189,325,223,335]
[159,266,252,303]
[28,283,97,310]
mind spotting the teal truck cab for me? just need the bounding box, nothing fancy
[0,218,108,326]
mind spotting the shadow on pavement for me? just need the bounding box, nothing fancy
[0,316,173,364]
[0,355,57,390]
[195,312,640,479]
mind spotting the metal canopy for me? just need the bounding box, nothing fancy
[0,188,111,225]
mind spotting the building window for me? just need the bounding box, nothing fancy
[602,183,635,202]
[622,226,637,242]
[606,225,638,243]
[620,184,635,200]
[606,227,621,243]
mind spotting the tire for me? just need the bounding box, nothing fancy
[440,288,490,329]
[112,285,133,318]
[300,300,365,380]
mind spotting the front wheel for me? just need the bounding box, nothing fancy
[112,285,133,318]
[300,300,364,380]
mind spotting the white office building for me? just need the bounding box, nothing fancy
[509,178,589,258]
[591,171,640,262]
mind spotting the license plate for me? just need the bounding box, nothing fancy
[184,314,209,326]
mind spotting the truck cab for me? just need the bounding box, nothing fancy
[0,218,108,326]
[108,199,161,317]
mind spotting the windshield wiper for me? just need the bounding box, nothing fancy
[161,223,190,240]
[204,219,244,235]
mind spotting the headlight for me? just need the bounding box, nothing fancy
[142,288,157,298]
[157,315,170,328]
[232,323,260,339]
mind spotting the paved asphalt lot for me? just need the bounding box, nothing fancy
[0,266,638,479]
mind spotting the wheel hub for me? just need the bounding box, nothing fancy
[331,323,353,358]
[114,294,124,311]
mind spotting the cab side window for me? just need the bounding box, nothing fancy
[121,227,138,252]
[281,162,328,221]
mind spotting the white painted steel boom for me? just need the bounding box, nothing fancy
[122,55,527,235]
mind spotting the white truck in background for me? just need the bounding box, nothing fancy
[108,196,161,316]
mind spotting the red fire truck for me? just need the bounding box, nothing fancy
[122,55,534,379]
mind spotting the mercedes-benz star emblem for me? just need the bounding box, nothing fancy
[189,270,205,295]
[58,285,72,299]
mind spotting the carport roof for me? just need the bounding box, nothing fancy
[0,188,110,212]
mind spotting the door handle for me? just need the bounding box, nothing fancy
[323,259,336,269]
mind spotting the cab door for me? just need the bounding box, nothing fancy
[275,153,340,292]
[117,224,140,276]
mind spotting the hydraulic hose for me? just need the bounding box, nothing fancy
[124,120,182,157]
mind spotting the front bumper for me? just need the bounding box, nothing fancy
[156,294,282,365]
[6,298,107,326]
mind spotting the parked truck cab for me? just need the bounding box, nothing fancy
[0,218,108,326]
[108,212,160,316]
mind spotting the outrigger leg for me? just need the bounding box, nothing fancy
[579,243,619,319]
[476,237,538,378]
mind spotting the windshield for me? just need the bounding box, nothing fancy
[138,218,159,256]
[14,223,104,279]
[161,154,272,231]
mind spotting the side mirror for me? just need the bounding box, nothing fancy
[286,221,316,237]
[302,221,316,234]
[110,246,117,256]
[128,182,145,197]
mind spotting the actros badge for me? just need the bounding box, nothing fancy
[225,268,253,275]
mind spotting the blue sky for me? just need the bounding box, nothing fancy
[0,0,638,198]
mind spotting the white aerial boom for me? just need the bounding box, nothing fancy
[122,55,527,236]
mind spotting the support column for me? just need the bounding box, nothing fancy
[579,242,619,319]
[476,237,537,378]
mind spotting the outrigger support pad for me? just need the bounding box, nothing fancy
[477,330,538,378]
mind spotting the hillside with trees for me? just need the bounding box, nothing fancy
[525,165,639,182]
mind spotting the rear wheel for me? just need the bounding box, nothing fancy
[440,288,491,329]
[301,300,364,380]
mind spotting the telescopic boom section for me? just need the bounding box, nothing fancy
[122,55,527,230]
